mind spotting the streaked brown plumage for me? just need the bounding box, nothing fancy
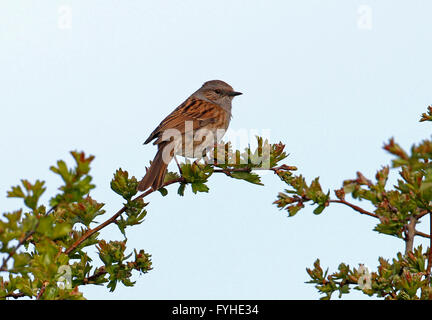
[138,80,242,192]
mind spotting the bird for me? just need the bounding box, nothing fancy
[138,80,242,192]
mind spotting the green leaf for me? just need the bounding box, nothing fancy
[7,185,25,198]
[177,183,186,196]
[287,203,303,216]
[8,180,46,211]
[230,171,263,185]
[313,205,325,215]
[191,182,209,194]
[111,169,138,200]
[419,106,432,122]
[158,188,168,197]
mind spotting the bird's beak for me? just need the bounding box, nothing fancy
[228,91,243,97]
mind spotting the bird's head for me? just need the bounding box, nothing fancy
[195,80,242,107]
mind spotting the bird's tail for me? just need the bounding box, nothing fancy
[138,146,172,192]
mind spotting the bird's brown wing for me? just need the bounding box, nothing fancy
[144,97,225,146]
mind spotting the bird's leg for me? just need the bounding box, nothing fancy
[202,155,210,165]
[174,155,183,175]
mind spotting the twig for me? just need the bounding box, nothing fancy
[0,229,36,272]
[46,205,56,215]
[415,209,429,220]
[36,281,48,300]
[271,164,298,173]
[82,267,107,285]
[64,177,185,255]
[2,292,26,299]
[415,230,430,239]
[405,217,417,254]
[427,212,432,282]
[64,164,295,255]
[213,167,250,175]
[213,164,297,176]
[329,199,378,219]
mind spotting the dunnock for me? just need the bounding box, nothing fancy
[138,80,242,191]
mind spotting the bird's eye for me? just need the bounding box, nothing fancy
[214,89,221,94]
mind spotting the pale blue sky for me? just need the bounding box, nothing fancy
[1,0,431,299]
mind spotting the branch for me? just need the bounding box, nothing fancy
[36,281,48,300]
[213,164,296,175]
[65,163,294,255]
[405,217,417,254]
[270,164,298,173]
[416,209,430,220]
[82,267,107,285]
[427,212,432,282]
[2,292,26,299]
[0,229,36,272]
[64,177,185,255]
[329,199,378,219]
[415,230,430,239]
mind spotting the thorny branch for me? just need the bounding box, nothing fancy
[404,217,418,255]
[82,267,107,285]
[64,164,297,255]
[3,292,25,299]
[64,177,185,255]
[36,281,48,300]
[0,229,36,272]
[427,212,432,282]
[329,199,378,219]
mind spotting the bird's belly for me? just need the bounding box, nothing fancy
[175,127,227,158]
